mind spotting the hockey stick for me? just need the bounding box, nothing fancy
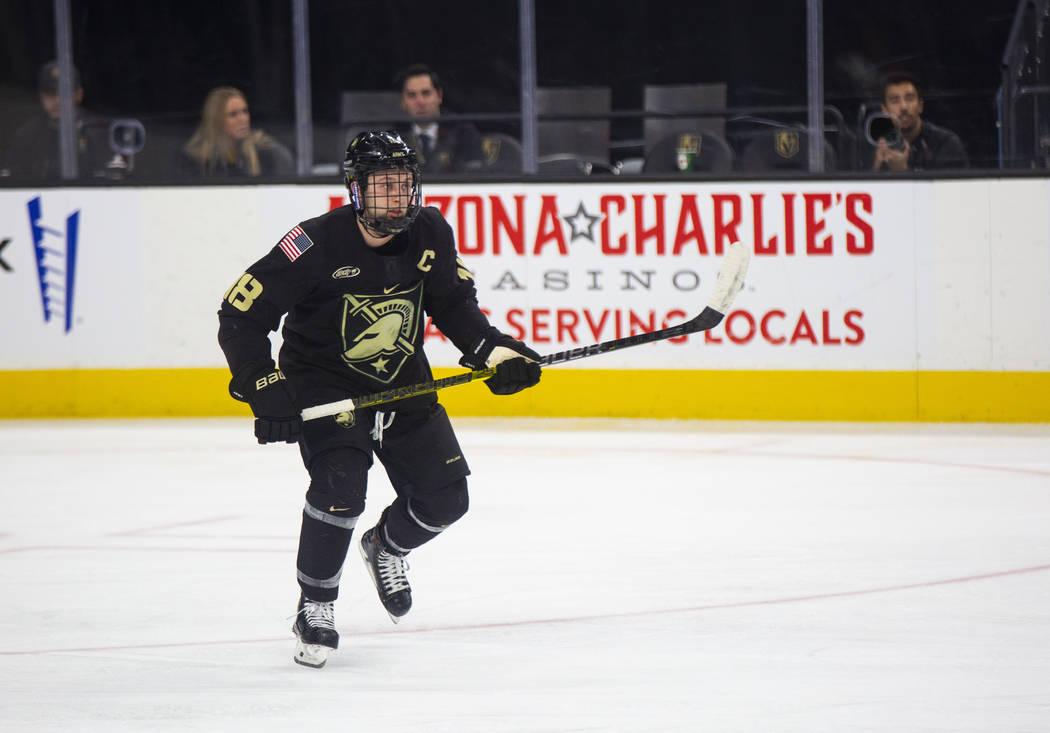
[300,240,751,421]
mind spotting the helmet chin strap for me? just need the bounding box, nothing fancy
[358,216,394,243]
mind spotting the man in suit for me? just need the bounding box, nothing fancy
[395,63,482,174]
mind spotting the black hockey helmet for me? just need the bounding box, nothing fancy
[343,130,422,236]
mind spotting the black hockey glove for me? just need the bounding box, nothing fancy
[460,329,542,396]
[229,363,302,444]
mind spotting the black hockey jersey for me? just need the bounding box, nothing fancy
[218,205,492,410]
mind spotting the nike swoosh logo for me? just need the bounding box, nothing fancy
[329,506,352,512]
[383,284,398,294]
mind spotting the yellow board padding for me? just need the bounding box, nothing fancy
[0,368,1047,422]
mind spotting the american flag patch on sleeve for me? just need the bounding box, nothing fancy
[278,226,314,261]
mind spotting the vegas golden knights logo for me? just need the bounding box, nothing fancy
[481,136,501,166]
[677,133,701,155]
[774,130,800,159]
[340,284,424,383]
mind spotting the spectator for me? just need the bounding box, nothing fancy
[395,63,482,173]
[176,86,294,177]
[871,71,968,172]
[4,60,111,179]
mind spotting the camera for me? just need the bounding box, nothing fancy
[865,113,906,151]
[103,118,146,179]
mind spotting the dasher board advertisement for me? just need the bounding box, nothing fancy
[0,180,1046,374]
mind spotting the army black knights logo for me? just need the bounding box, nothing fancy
[340,284,424,383]
[774,130,800,159]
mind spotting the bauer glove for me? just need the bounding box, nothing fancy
[229,363,302,444]
[460,329,542,396]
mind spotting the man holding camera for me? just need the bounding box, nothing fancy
[871,71,968,171]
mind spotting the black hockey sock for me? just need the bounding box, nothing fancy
[295,500,358,602]
[381,482,468,552]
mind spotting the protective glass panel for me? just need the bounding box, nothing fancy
[0,0,1026,183]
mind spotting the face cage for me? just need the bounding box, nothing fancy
[347,165,422,236]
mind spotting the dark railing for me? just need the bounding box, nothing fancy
[998,0,1050,168]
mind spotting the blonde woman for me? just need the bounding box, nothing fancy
[177,86,294,177]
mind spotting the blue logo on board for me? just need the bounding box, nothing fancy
[27,196,80,333]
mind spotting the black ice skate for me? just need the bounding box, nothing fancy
[292,593,339,668]
[359,526,412,623]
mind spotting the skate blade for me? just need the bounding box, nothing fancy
[293,641,330,668]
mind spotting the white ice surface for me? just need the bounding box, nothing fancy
[1,418,1048,732]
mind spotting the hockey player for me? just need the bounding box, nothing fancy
[217,130,542,668]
